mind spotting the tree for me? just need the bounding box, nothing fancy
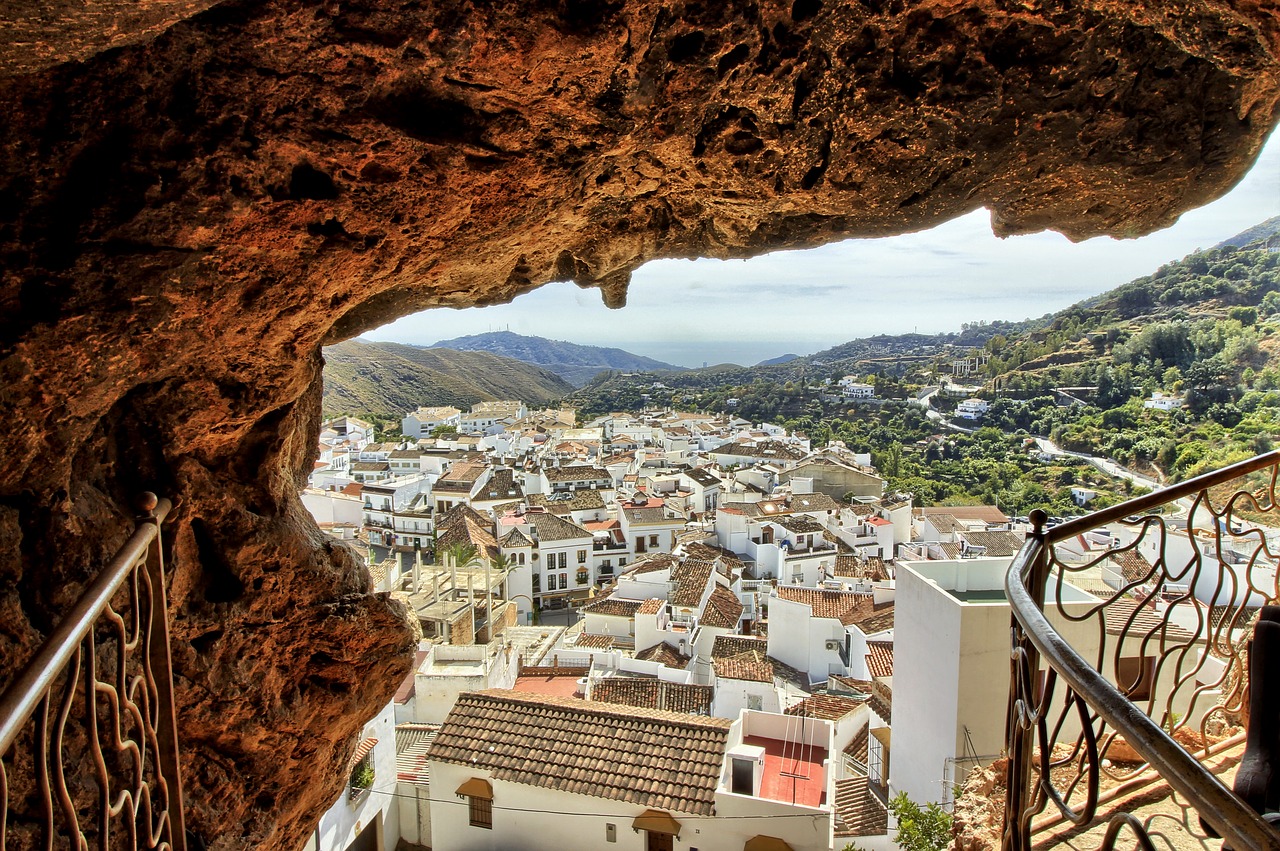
[887,792,953,851]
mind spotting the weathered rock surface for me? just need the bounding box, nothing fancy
[1,0,1278,847]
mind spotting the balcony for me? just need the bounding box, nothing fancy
[1000,450,1280,851]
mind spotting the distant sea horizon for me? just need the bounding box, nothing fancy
[607,339,835,370]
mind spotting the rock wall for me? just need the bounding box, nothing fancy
[1,0,1278,847]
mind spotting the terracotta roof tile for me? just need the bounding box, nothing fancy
[634,642,691,669]
[591,678,713,716]
[670,559,716,607]
[785,694,865,721]
[581,596,645,618]
[1111,549,1155,585]
[637,598,666,615]
[574,632,616,649]
[775,587,895,631]
[700,585,743,629]
[711,635,772,682]
[865,641,894,678]
[428,691,730,815]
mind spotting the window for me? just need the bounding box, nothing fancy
[558,551,567,569]
[577,549,587,564]
[348,750,375,800]
[518,552,525,564]
[577,569,589,585]
[636,538,646,553]
[649,534,659,547]
[747,693,763,711]
[532,574,541,592]
[468,796,492,829]
[1117,656,1155,701]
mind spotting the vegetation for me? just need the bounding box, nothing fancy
[322,338,573,418]
[571,224,1280,500]
[840,792,953,851]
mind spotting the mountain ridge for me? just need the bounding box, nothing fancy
[428,330,682,386]
[322,339,574,418]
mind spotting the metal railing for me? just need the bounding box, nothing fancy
[0,494,185,850]
[1003,451,1280,851]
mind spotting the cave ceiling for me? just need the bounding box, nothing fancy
[0,0,1277,847]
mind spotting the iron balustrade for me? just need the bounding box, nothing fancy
[0,494,185,851]
[1003,451,1280,851]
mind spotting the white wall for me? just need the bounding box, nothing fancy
[314,703,399,851]
[302,489,364,526]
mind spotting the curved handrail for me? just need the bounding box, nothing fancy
[1003,447,1280,851]
[1007,535,1280,850]
[0,497,172,755]
[0,494,184,851]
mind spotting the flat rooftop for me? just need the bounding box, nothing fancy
[744,735,827,808]
[512,674,583,698]
[947,588,1008,603]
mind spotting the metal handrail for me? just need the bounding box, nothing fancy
[0,494,186,850]
[1003,451,1280,851]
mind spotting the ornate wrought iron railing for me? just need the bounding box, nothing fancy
[0,494,186,850]
[1003,451,1280,851]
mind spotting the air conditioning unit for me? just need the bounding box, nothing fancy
[825,640,842,652]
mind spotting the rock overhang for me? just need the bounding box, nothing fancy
[0,0,1278,847]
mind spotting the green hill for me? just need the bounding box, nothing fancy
[429,330,681,387]
[322,339,575,418]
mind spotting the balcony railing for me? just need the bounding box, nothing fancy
[1003,451,1280,851]
[0,494,185,851]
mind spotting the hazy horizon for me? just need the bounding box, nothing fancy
[366,133,1280,368]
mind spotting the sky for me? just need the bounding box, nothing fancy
[368,133,1280,368]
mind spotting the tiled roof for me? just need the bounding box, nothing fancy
[544,465,611,482]
[867,683,892,723]
[351,461,389,472]
[581,596,644,618]
[711,635,772,683]
[710,441,805,460]
[476,469,524,502]
[681,541,743,567]
[670,559,715,607]
[865,641,894,677]
[684,467,721,486]
[527,490,606,512]
[833,555,889,581]
[920,505,1009,524]
[844,725,869,763]
[1102,597,1195,642]
[775,587,895,630]
[634,642,691,669]
[623,506,670,524]
[428,691,731,815]
[712,635,768,659]
[921,512,966,534]
[629,554,678,575]
[787,492,841,512]
[396,723,440,785]
[960,529,1024,557]
[528,512,592,542]
[591,677,713,716]
[436,508,499,555]
[714,655,773,683]
[774,515,827,534]
[700,585,743,629]
[785,694,865,721]
[1111,549,1155,585]
[498,528,533,548]
[574,632,616,649]
[637,598,666,615]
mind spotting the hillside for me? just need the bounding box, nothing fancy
[429,331,681,386]
[322,339,574,418]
